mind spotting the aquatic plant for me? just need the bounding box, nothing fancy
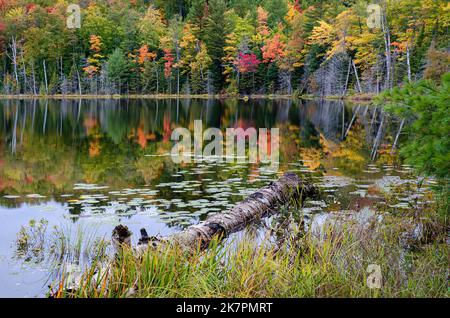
[16,218,49,262]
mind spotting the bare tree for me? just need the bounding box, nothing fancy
[342,59,352,96]
[381,8,392,90]
[312,53,348,97]
[31,61,37,95]
[406,44,412,82]
[6,37,20,92]
[20,50,28,94]
[76,68,82,95]
[352,60,362,93]
[43,60,49,94]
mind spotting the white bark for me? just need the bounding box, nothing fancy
[31,61,37,95]
[76,69,82,95]
[43,60,48,94]
[381,10,392,90]
[342,59,352,96]
[21,50,27,93]
[371,114,384,160]
[345,105,361,138]
[6,37,19,88]
[391,119,405,154]
[406,44,412,82]
[352,60,362,93]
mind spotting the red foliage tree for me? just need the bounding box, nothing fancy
[235,52,261,74]
[261,34,285,63]
[294,0,303,13]
[163,48,174,78]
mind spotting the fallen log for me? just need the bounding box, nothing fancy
[114,172,319,255]
[62,172,318,293]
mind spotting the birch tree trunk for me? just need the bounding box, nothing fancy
[43,60,49,94]
[21,51,27,94]
[371,114,385,160]
[406,44,412,82]
[76,69,82,95]
[12,106,18,154]
[7,37,20,91]
[381,10,392,90]
[376,54,380,94]
[154,61,159,94]
[60,56,64,78]
[177,68,180,95]
[115,172,318,255]
[342,59,352,97]
[352,60,362,93]
[345,105,361,138]
[31,61,37,95]
[288,72,292,95]
[391,119,405,154]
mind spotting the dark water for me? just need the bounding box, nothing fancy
[0,98,430,297]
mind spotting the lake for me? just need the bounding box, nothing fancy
[0,98,431,297]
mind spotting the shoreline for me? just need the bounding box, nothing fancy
[0,93,375,102]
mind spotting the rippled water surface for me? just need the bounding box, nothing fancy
[0,98,432,297]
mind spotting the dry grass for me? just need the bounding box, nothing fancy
[54,211,448,298]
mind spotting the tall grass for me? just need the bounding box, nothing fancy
[55,214,448,298]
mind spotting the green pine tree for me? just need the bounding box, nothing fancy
[204,0,228,93]
[107,48,131,93]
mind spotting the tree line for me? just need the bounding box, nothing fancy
[1,0,449,96]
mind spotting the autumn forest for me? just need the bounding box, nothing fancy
[1,0,449,96]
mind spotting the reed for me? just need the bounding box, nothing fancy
[55,212,448,298]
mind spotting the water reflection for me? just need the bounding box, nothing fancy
[1,98,369,150]
[0,98,396,216]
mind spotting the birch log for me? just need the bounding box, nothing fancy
[62,172,318,293]
[114,172,319,256]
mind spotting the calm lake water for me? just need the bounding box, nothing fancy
[0,98,431,297]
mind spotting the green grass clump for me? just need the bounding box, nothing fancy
[56,214,448,298]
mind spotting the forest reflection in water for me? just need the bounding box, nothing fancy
[0,98,406,219]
